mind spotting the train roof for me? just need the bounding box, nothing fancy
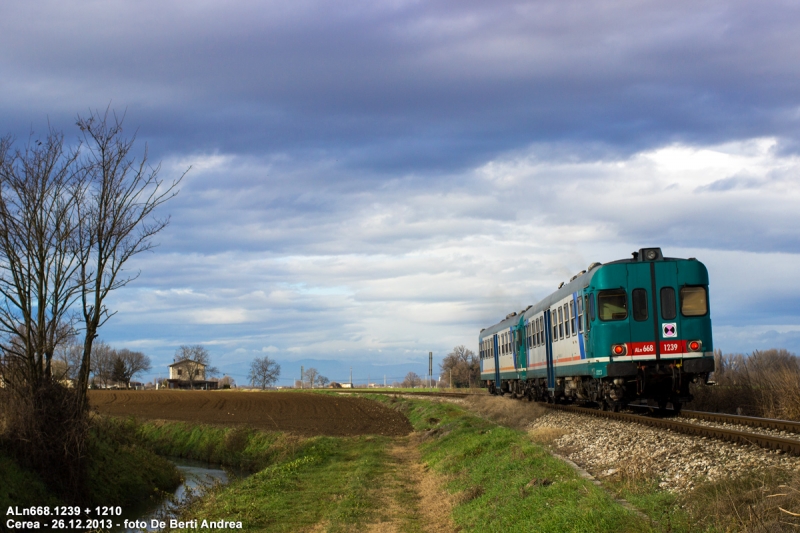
[479,248,704,339]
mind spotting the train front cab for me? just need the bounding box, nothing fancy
[586,248,714,410]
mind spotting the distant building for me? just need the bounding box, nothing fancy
[166,359,218,390]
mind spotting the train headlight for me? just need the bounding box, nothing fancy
[688,340,702,352]
[612,344,627,356]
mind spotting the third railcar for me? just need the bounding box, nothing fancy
[479,247,714,412]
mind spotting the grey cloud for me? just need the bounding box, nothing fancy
[2,0,800,169]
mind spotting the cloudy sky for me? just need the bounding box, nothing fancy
[2,0,799,385]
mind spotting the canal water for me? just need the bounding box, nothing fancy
[113,458,237,532]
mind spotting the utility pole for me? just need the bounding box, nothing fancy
[350,366,352,387]
[429,352,433,389]
[301,365,304,389]
[384,375,386,387]
[450,369,452,390]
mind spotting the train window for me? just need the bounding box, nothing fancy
[538,316,543,345]
[598,289,628,321]
[577,297,583,333]
[632,288,648,321]
[569,301,575,336]
[681,286,708,316]
[553,311,558,340]
[661,287,677,320]
[556,307,563,339]
[568,303,574,337]
[585,295,591,331]
[538,317,543,346]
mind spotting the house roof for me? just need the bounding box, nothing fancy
[168,358,206,367]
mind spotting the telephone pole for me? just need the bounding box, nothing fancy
[429,352,433,389]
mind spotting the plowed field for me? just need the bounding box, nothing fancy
[88,390,412,437]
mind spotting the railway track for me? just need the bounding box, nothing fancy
[627,403,800,434]
[680,409,800,434]
[330,389,800,455]
[332,389,474,399]
[543,403,800,455]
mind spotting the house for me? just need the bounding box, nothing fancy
[166,359,218,390]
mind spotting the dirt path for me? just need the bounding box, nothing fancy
[362,435,457,533]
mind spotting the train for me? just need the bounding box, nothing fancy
[479,247,714,413]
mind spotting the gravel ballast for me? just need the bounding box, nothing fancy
[529,410,800,492]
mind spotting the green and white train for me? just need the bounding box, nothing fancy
[479,248,714,412]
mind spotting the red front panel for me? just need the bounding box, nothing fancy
[626,340,687,357]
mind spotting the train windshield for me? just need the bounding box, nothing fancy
[680,286,708,316]
[598,289,628,321]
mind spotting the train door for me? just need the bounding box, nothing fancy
[493,333,501,390]
[544,309,555,390]
[515,316,527,382]
[653,261,680,359]
[627,263,656,358]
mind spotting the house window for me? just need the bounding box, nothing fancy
[177,369,182,376]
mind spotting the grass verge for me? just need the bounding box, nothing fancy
[376,395,652,533]
[173,395,653,532]
[171,434,396,532]
[607,467,800,532]
[0,415,182,509]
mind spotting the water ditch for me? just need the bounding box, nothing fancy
[112,458,243,532]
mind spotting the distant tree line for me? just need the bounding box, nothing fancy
[690,348,800,420]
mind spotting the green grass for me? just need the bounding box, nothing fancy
[87,417,183,507]
[173,435,395,532]
[133,419,291,472]
[0,450,61,510]
[174,396,653,533]
[378,396,652,533]
[0,416,182,509]
[608,468,800,532]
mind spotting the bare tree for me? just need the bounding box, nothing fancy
[303,367,319,388]
[74,109,186,406]
[0,130,82,392]
[52,338,84,382]
[90,341,116,388]
[218,375,236,388]
[114,348,151,388]
[248,356,281,389]
[317,375,330,388]
[173,344,217,388]
[401,372,422,388]
[439,345,479,388]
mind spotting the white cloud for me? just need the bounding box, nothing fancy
[99,136,800,381]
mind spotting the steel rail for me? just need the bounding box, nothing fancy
[679,410,800,434]
[625,404,800,434]
[543,403,800,455]
[331,389,473,399]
